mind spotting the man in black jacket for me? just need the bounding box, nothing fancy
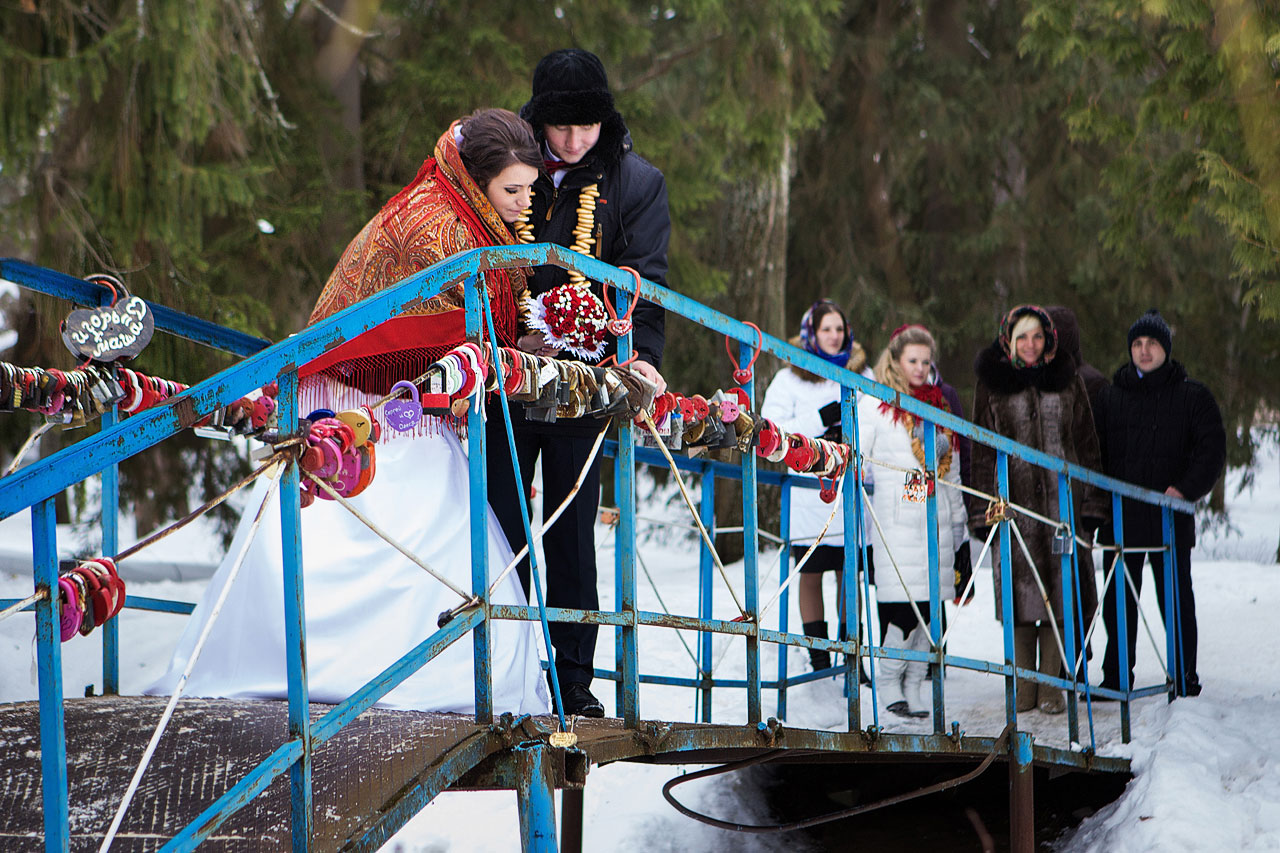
[1096,309,1225,697]
[486,49,671,718]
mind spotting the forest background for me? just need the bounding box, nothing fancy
[2,0,1278,554]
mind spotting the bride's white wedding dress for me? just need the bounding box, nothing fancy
[147,424,549,715]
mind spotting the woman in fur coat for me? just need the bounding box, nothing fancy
[761,300,871,671]
[970,305,1105,714]
[857,325,967,718]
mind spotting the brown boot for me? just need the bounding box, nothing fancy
[1037,623,1067,715]
[1014,625,1037,711]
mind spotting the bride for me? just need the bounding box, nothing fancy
[149,109,551,715]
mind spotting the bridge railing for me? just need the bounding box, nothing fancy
[0,249,1190,851]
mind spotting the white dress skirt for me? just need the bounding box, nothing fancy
[147,426,550,715]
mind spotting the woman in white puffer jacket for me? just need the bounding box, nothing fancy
[857,324,967,718]
[761,300,872,673]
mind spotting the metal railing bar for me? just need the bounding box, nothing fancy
[0,259,271,357]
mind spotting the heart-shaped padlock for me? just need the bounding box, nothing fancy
[384,381,423,431]
[58,577,82,641]
[819,476,839,504]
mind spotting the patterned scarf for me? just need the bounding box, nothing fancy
[301,121,528,395]
[879,382,958,477]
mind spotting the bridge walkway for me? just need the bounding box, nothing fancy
[0,695,1128,852]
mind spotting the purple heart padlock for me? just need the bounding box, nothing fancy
[58,577,82,641]
[384,380,422,432]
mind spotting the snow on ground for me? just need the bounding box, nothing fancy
[2,441,1278,850]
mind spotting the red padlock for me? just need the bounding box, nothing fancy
[251,394,276,429]
[819,476,839,504]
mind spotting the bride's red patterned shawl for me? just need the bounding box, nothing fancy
[301,122,527,396]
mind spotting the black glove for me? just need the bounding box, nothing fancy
[971,525,993,544]
[953,543,975,605]
[818,401,841,441]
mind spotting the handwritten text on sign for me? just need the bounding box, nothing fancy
[61,296,155,362]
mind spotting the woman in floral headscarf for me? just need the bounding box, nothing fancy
[971,305,1105,714]
[761,300,871,673]
[149,110,552,718]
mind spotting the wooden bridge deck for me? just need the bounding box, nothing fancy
[0,697,1130,851]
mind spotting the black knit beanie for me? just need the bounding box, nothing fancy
[521,49,618,128]
[1127,308,1172,355]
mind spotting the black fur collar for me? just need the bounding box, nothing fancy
[974,339,1077,394]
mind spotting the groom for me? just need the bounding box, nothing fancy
[486,48,671,718]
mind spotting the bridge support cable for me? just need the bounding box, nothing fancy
[303,471,473,601]
[660,723,1015,834]
[0,589,47,623]
[483,426,609,600]
[756,467,845,622]
[4,421,55,476]
[98,463,284,853]
[637,410,748,620]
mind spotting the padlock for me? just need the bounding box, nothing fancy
[1051,526,1075,555]
[251,395,277,429]
[381,379,422,432]
[902,470,929,503]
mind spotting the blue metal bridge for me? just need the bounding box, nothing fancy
[0,250,1195,851]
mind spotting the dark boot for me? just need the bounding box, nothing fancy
[803,621,832,671]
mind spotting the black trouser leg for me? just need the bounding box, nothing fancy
[484,412,541,597]
[538,433,603,688]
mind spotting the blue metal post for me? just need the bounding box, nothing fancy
[1057,474,1079,744]
[850,391,871,731]
[776,482,792,719]
[844,389,865,727]
[515,745,559,852]
[276,369,312,851]
[1112,494,1131,741]
[616,289,640,725]
[923,422,944,732]
[698,472,716,723]
[1009,729,1035,853]
[100,364,121,695]
[1161,506,1180,700]
[33,497,70,853]
[740,342,761,726]
[465,277,494,723]
[998,452,1018,728]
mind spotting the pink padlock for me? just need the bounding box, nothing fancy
[719,400,740,422]
[309,434,342,480]
[331,446,363,497]
[58,577,82,642]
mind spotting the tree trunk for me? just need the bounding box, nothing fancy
[711,134,793,564]
[311,0,380,248]
[855,0,913,309]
